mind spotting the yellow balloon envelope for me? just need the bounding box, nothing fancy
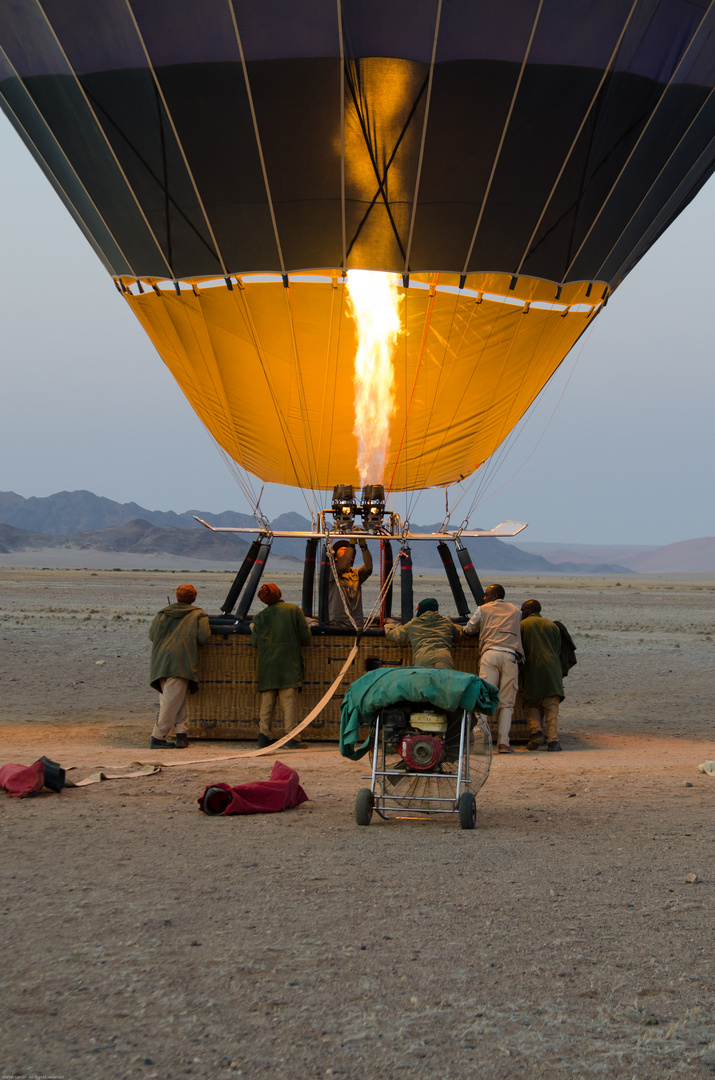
[125,272,600,491]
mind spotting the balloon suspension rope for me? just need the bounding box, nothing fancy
[460,316,597,521]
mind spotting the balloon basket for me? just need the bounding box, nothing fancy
[187,627,530,744]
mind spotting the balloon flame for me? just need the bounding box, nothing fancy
[347,269,401,486]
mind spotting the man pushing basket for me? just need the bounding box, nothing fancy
[250,583,312,749]
[149,583,210,749]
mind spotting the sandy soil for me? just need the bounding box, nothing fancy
[1,569,715,1079]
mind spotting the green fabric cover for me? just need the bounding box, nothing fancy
[149,603,211,693]
[520,615,565,702]
[250,601,312,692]
[339,667,499,760]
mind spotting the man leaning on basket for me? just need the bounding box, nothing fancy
[149,583,211,749]
[464,583,524,754]
[250,583,312,749]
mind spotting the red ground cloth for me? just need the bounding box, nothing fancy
[0,762,45,798]
[198,761,309,816]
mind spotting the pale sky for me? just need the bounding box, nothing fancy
[0,111,713,546]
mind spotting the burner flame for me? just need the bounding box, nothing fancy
[347,270,401,486]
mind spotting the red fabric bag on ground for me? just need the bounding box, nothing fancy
[198,760,309,816]
[0,762,45,798]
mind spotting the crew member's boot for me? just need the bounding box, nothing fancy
[527,730,546,751]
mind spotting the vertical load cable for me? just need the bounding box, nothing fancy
[459,312,600,526]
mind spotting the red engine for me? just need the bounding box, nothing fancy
[397,733,445,772]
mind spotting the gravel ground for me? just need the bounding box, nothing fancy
[1,569,714,1080]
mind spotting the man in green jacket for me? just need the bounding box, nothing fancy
[384,598,463,668]
[250,582,312,749]
[520,599,565,752]
[149,583,211,749]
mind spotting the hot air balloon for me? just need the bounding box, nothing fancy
[2,0,714,493]
[2,1,714,737]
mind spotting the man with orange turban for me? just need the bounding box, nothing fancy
[149,584,210,749]
[250,583,312,748]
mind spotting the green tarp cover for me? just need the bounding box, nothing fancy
[339,667,499,761]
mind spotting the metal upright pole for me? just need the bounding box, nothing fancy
[380,539,393,624]
[220,538,261,614]
[400,544,413,622]
[456,544,485,606]
[235,540,271,621]
[437,541,470,618]
[301,537,318,617]
[317,542,331,625]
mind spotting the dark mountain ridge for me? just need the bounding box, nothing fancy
[0,491,633,572]
[0,518,254,561]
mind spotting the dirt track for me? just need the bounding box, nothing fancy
[1,570,715,1079]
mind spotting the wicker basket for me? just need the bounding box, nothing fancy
[187,628,529,743]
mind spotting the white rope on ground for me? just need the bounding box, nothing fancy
[162,642,359,764]
[70,764,161,787]
[81,537,397,784]
[85,643,360,780]
[77,542,403,786]
[92,539,401,781]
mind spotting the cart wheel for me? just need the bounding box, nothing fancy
[458,792,477,830]
[355,788,374,826]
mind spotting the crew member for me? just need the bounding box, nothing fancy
[328,538,373,629]
[464,583,523,753]
[520,599,565,752]
[250,582,312,749]
[149,584,210,749]
[385,597,462,668]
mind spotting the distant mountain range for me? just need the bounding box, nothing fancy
[0,490,710,572]
[509,538,715,574]
[0,519,253,561]
[618,537,715,574]
[0,489,258,535]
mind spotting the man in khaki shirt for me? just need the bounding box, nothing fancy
[328,538,373,629]
[464,583,523,753]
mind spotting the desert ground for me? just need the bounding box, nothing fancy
[1,567,714,1080]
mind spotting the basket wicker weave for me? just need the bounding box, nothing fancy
[187,629,529,743]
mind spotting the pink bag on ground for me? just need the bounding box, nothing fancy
[0,762,46,798]
[198,760,309,816]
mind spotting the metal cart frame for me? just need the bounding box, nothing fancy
[354,708,492,829]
